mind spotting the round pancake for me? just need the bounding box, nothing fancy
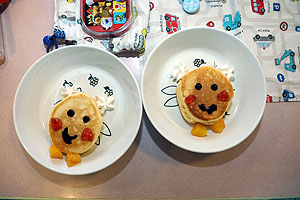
[177,66,234,125]
[49,93,103,154]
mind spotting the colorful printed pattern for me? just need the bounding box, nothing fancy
[84,0,128,31]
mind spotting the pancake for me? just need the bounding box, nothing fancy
[177,66,234,125]
[49,93,103,154]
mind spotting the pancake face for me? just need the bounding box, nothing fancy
[177,66,234,125]
[49,93,103,154]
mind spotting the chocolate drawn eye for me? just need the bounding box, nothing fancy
[83,116,90,123]
[211,84,218,91]
[67,109,75,117]
[195,83,202,90]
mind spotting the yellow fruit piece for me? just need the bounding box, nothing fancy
[209,118,225,133]
[49,145,63,159]
[191,123,207,137]
[66,153,81,167]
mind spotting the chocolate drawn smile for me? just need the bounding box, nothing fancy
[199,104,217,114]
[62,127,78,144]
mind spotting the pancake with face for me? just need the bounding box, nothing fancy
[49,93,102,154]
[177,66,234,125]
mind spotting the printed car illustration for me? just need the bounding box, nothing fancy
[58,10,76,26]
[223,11,241,31]
[101,39,114,51]
[253,34,275,50]
[251,0,265,15]
[282,89,296,102]
[294,15,300,32]
[266,94,273,103]
[165,13,181,34]
[275,49,297,72]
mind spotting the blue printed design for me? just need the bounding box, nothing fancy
[273,3,280,11]
[88,74,99,87]
[114,12,126,24]
[104,86,114,96]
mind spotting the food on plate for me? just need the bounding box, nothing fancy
[176,66,234,135]
[191,123,207,137]
[49,145,63,159]
[49,92,103,166]
[208,118,225,133]
[66,153,81,167]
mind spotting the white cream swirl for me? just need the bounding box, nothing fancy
[59,85,78,98]
[215,65,235,82]
[170,62,189,82]
[170,61,235,82]
[95,95,115,115]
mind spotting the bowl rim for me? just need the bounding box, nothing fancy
[141,27,266,153]
[13,45,143,175]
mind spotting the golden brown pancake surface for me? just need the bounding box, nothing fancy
[49,93,103,154]
[177,66,234,125]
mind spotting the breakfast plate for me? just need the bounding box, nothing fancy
[142,27,266,153]
[14,45,142,175]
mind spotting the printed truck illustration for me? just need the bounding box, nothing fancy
[165,13,181,34]
[294,15,300,32]
[282,89,296,102]
[253,34,275,50]
[275,49,297,72]
[223,11,241,31]
[251,0,265,15]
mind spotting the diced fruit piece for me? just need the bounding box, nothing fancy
[191,123,207,137]
[209,118,225,133]
[49,145,63,159]
[66,153,81,167]
[50,118,63,131]
[81,128,94,142]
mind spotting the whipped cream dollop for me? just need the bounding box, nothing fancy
[95,95,115,115]
[59,85,79,98]
[170,61,235,82]
[215,65,235,82]
[170,62,189,82]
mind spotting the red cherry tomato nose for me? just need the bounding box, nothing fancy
[81,128,94,142]
[217,90,229,102]
[185,95,196,104]
[50,118,63,131]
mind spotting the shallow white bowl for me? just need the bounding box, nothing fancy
[142,27,266,153]
[14,45,142,175]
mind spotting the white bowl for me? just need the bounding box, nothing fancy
[142,27,266,153]
[14,45,142,175]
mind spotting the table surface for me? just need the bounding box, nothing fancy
[1,0,300,199]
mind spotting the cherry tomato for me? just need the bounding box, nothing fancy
[217,90,229,102]
[50,118,63,131]
[81,128,94,142]
[185,95,196,104]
